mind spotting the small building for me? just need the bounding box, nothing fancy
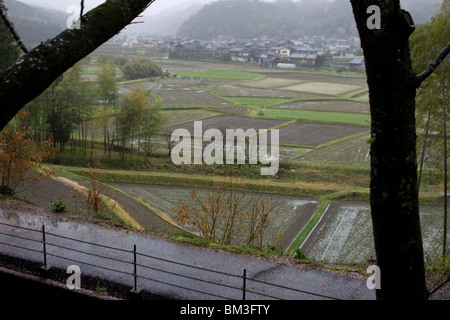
[289,53,317,67]
[348,58,365,70]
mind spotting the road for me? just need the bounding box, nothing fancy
[0,202,375,300]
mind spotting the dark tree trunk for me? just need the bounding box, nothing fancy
[0,0,155,130]
[350,0,427,299]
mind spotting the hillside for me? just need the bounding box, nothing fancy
[177,0,442,40]
[4,0,67,47]
[129,3,203,36]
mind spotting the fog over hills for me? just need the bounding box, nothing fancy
[177,0,442,40]
[3,0,443,43]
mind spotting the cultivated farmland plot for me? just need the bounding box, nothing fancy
[169,114,288,133]
[108,183,320,250]
[242,78,304,89]
[212,84,320,99]
[277,100,370,114]
[164,109,221,127]
[207,107,248,114]
[297,133,371,167]
[282,82,364,97]
[257,72,368,86]
[277,122,368,147]
[157,78,242,90]
[154,90,231,105]
[169,115,369,148]
[300,201,450,264]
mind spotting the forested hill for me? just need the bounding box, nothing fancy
[4,0,67,48]
[177,0,442,40]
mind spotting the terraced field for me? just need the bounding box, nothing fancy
[169,114,287,132]
[155,90,232,105]
[300,201,449,264]
[282,82,364,96]
[277,122,368,147]
[108,183,320,250]
[276,100,370,114]
[212,84,319,98]
[85,60,447,268]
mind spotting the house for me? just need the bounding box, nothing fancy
[348,58,365,70]
[289,53,317,67]
[230,47,250,62]
[269,47,291,57]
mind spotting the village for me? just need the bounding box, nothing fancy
[101,33,366,71]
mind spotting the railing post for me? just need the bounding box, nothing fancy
[242,269,247,300]
[128,244,143,300]
[133,244,137,292]
[39,224,50,278]
[42,225,47,269]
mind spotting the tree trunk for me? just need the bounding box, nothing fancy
[350,0,427,299]
[0,0,156,130]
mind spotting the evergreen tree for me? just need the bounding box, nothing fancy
[0,0,20,72]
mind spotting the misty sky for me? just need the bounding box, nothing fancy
[17,0,301,16]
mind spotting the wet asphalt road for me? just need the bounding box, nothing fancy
[0,208,375,300]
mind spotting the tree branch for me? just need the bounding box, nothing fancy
[0,0,156,131]
[416,42,450,87]
[0,5,28,53]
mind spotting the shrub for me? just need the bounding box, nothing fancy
[295,248,308,261]
[51,198,67,212]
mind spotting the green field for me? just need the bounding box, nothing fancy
[82,65,123,76]
[260,108,371,127]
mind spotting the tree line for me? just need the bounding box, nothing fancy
[22,55,166,163]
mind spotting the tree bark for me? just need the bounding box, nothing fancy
[350,0,427,299]
[0,0,155,130]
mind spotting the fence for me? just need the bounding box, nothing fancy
[0,221,339,300]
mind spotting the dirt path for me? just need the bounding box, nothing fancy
[14,175,176,235]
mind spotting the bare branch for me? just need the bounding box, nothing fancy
[0,0,156,131]
[80,0,85,23]
[416,42,450,87]
[0,5,28,53]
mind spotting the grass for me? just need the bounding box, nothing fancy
[54,162,370,197]
[82,66,123,76]
[259,108,371,127]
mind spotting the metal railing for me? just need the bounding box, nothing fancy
[0,221,339,300]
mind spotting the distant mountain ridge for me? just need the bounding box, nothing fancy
[2,0,442,46]
[177,0,442,40]
[4,0,67,47]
